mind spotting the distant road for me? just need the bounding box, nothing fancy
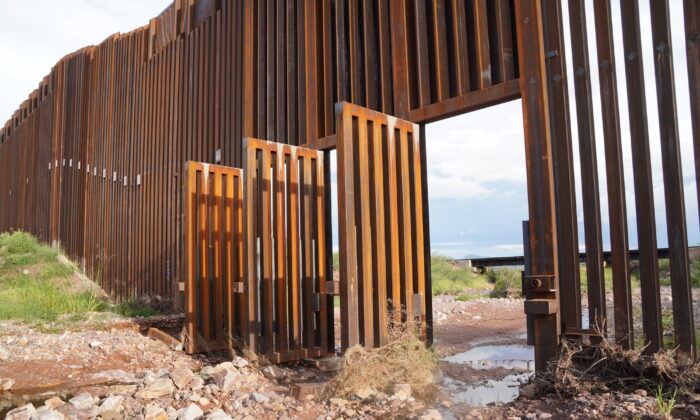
[456,246,700,270]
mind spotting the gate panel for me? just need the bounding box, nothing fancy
[243,138,330,362]
[184,162,244,353]
[336,102,431,351]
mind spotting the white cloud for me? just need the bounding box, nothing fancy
[425,100,527,184]
[426,173,495,200]
[0,0,171,122]
[431,243,526,259]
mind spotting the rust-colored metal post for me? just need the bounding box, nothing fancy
[514,0,560,372]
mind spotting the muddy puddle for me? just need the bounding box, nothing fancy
[440,343,534,407]
[0,389,75,417]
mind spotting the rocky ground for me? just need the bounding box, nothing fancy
[2,291,700,419]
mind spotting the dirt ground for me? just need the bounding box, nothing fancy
[1,294,699,419]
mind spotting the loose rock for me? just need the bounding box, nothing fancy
[211,369,241,392]
[98,396,124,413]
[5,404,36,420]
[28,408,65,420]
[44,397,64,409]
[171,366,196,389]
[136,378,176,399]
[68,392,95,409]
[177,403,204,420]
[206,409,232,420]
[144,405,168,420]
[251,392,269,403]
[231,356,249,368]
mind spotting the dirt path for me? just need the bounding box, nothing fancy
[433,295,527,357]
[2,296,697,419]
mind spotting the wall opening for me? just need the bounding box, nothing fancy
[424,99,532,406]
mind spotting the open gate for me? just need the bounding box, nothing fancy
[335,102,432,350]
[183,162,245,353]
[183,105,434,361]
[184,140,332,361]
[242,138,331,362]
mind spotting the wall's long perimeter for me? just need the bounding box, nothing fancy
[0,0,519,302]
[0,0,247,300]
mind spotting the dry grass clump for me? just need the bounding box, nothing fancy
[323,321,437,400]
[534,336,700,398]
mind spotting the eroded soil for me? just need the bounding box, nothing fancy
[1,294,699,419]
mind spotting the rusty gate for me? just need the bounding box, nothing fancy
[242,138,331,362]
[184,140,332,362]
[183,161,244,353]
[336,102,431,350]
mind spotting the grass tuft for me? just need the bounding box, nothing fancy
[654,384,677,419]
[113,301,159,318]
[0,230,39,254]
[323,318,437,400]
[0,231,160,324]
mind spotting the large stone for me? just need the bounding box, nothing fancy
[43,397,64,409]
[205,409,232,420]
[202,362,234,377]
[251,392,269,403]
[171,366,196,390]
[231,356,249,368]
[53,404,93,420]
[177,403,203,420]
[215,362,235,372]
[189,376,205,391]
[29,408,65,420]
[68,392,95,409]
[211,369,241,392]
[135,378,176,399]
[98,396,124,413]
[5,404,35,420]
[144,405,168,420]
[100,411,122,420]
[200,366,217,377]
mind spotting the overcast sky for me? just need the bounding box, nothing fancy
[1,1,697,259]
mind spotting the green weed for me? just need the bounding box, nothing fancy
[488,268,522,298]
[0,231,119,323]
[112,301,159,318]
[654,384,677,419]
[332,252,340,271]
[431,255,490,295]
